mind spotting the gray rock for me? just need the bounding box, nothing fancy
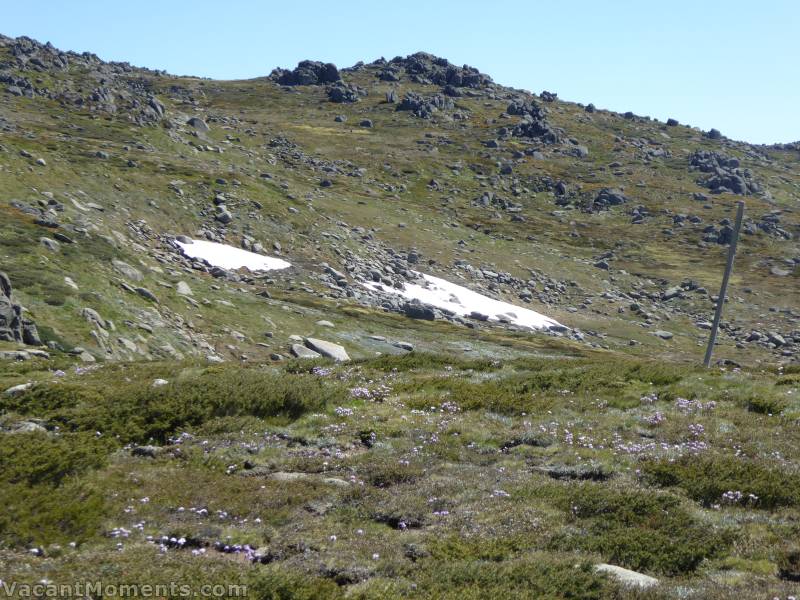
[592,188,628,209]
[770,266,790,277]
[291,344,322,359]
[187,117,209,131]
[118,337,138,352]
[304,337,350,361]
[3,382,33,397]
[273,61,340,86]
[21,320,41,345]
[112,259,143,282]
[135,287,159,303]
[131,445,161,458]
[653,330,674,340]
[81,307,106,329]
[0,273,44,347]
[176,281,193,296]
[215,209,233,224]
[403,301,436,321]
[77,350,96,363]
[39,237,59,251]
[7,420,47,434]
[768,332,786,346]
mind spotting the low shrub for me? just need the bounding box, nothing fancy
[548,483,728,575]
[0,431,110,487]
[642,455,800,509]
[247,567,344,600]
[0,432,109,546]
[412,555,616,600]
[363,352,499,373]
[0,481,105,546]
[4,366,348,443]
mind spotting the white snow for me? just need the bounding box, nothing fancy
[362,271,563,331]
[176,239,291,272]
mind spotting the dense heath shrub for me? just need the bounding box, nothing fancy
[642,455,800,509]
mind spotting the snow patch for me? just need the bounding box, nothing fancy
[362,271,563,331]
[176,239,291,271]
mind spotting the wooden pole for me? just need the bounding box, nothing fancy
[703,200,745,367]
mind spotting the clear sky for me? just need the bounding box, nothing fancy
[4,0,798,144]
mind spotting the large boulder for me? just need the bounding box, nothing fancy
[304,338,350,361]
[403,301,436,321]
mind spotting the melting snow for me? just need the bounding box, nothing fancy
[362,272,563,331]
[176,239,291,271]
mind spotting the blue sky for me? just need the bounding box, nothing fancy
[4,0,798,144]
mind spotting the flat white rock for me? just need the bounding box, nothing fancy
[595,564,659,588]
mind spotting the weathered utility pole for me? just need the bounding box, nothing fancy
[703,200,745,367]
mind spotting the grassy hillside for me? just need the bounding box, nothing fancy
[0,35,799,598]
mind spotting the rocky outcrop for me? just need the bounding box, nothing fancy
[375,52,493,90]
[689,150,762,195]
[504,99,562,144]
[0,35,168,126]
[0,272,42,346]
[589,188,629,211]
[396,92,454,119]
[327,81,367,103]
[271,61,341,86]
